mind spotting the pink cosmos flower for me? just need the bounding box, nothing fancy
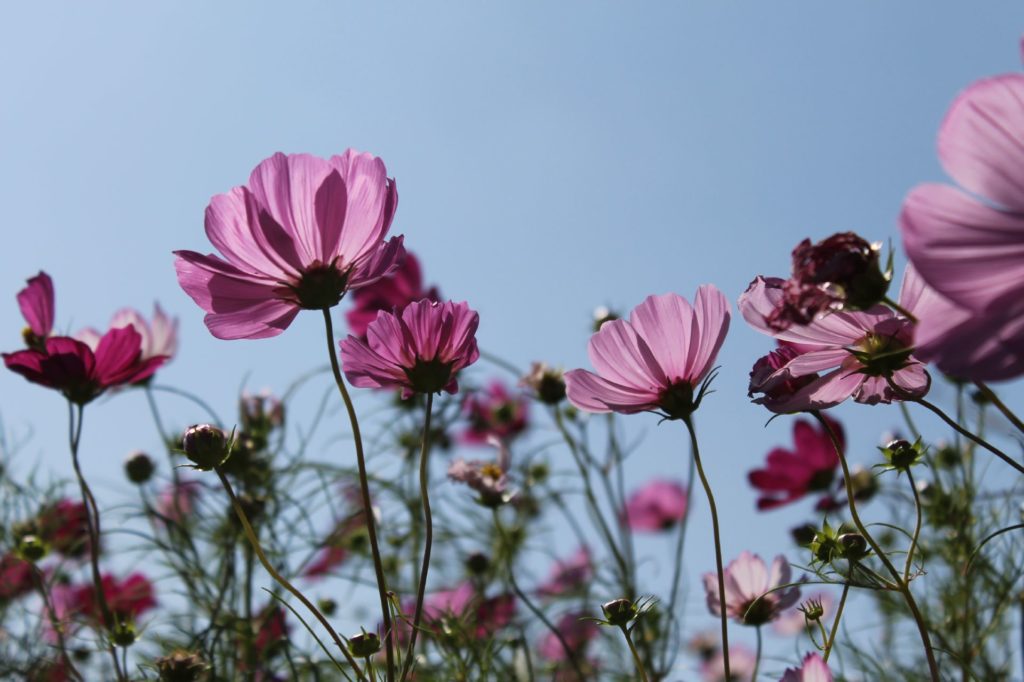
[340,299,479,398]
[622,480,688,532]
[448,436,513,507]
[460,381,529,445]
[537,612,599,662]
[899,71,1024,381]
[699,644,757,682]
[537,546,593,597]
[774,592,834,636]
[703,551,801,626]
[405,582,516,641]
[565,287,730,419]
[79,304,179,365]
[17,271,54,346]
[155,480,203,525]
[748,417,842,510]
[174,150,405,340]
[304,495,367,579]
[64,573,157,625]
[0,553,34,603]
[740,276,930,413]
[346,251,440,337]
[780,653,833,682]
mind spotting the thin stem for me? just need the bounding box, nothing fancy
[683,416,729,679]
[323,308,395,682]
[974,381,1024,434]
[904,469,924,584]
[214,468,367,681]
[883,295,917,322]
[479,349,522,378]
[912,396,1024,475]
[399,393,434,682]
[823,582,850,663]
[622,626,651,682]
[812,411,939,681]
[751,625,762,682]
[33,566,83,682]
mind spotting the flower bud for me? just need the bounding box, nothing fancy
[791,523,818,547]
[318,598,337,617]
[592,306,619,332]
[601,598,636,627]
[16,534,47,562]
[155,650,207,682]
[838,532,869,561]
[849,465,878,502]
[181,425,228,470]
[348,631,381,658]
[465,552,490,576]
[521,362,567,405]
[124,451,155,484]
[798,599,825,622]
[111,620,138,647]
[880,438,923,471]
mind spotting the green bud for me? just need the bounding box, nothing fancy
[601,598,636,627]
[181,424,229,470]
[17,534,47,562]
[348,632,381,658]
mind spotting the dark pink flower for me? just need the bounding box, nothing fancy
[740,276,929,413]
[748,418,842,510]
[700,645,757,682]
[68,573,157,624]
[346,251,440,337]
[38,499,91,558]
[622,480,688,532]
[565,287,730,419]
[703,551,801,626]
[174,151,405,340]
[780,653,833,682]
[537,546,593,598]
[900,72,1024,381]
[17,271,54,346]
[0,553,34,603]
[537,612,599,662]
[460,381,529,444]
[340,299,480,398]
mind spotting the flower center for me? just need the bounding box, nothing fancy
[853,332,913,376]
[740,596,775,626]
[658,381,694,420]
[480,463,503,479]
[403,357,455,394]
[291,262,349,310]
[806,468,835,492]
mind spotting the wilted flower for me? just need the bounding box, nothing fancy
[748,417,841,510]
[780,652,833,682]
[174,150,405,340]
[340,299,480,398]
[622,480,688,532]
[461,381,529,444]
[566,288,730,419]
[703,551,801,626]
[346,251,441,337]
[537,546,593,598]
[155,650,207,682]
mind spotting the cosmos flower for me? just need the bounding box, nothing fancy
[748,418,842,510]
[174,150,405,340]
[703,551,801,626]
[460,381,529,445]
[565,287,730,419]
[0,554,34,604]
[699,644,757,682]
[16,271,54,347]
[38,499,91,558]
[537,612,599,662]
[79,304,179,365]
[448,436,513,507]
[64,573,157,625]
[780,653,833,682]
[346,251,440,337]
[622,480,688,532]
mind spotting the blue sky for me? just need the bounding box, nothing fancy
[2,2,1023,676]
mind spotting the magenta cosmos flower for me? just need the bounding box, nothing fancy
[59,573,157,627]
[622,479,688,531]
[780,653,833,682]
[565,287,730,419]
[345,250,440,337]
[17,271,54,348]
[461,380,529,444]
[174,150,405,340]
[703,551,801,626]
[748,417,842,510]
[899,72,1024,380]
[340,299,479,398]
[740,276,929,413]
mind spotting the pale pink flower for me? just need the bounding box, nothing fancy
[537,546,593,597]
[402,582,516,641]
[780,653,833,682]
[740,276,930,413]
[622,480,688,532]
[565,287,730,419]
[703,551,801,626]
[174,150,405,340]
[448,436,513,507]
[900,71,1024,380]
[79,304,179,369]
[700,644,757,682]
[340,299,479,399]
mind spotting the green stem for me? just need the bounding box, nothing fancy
[683,416,729,680]
[323,308,395,681]
[883,295,917,322]
[823,582,850,663]
[622,626,651,682]
[973,381,1024,434]
[751,625,762,681]
[214,468,367,681]
[399,393,434,682]
[904,469,924,584]
[912,396,1023,475]
[33,566,83,682]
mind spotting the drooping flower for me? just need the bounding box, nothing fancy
[17,271,54,348]
[340,299,480,398]
[780,653,833,682]
[703,551,801,626]
[346,251,440,337]
[740,276,929,413]
[699,644,758,682]
[899,72,1024,381]
[622,480,688,532]
[537,612,600,662]
[565,287,730,419]
[748,418,842,510]
[461,381,529,444]
[174,150,405,340]
[448,436,513,507]
[537,546,593,597]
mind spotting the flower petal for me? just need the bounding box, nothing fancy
[564,369,659,414]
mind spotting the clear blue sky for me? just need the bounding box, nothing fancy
[2,2,1023,676]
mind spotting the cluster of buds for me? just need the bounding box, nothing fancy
[809,522,869,564]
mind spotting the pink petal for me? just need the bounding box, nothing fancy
[738,277,873,347]
[347,236,406,290]
[339,335,407,389]
[328,150,396,269]
[587,319,666,391]
[564,369,659,414]
[628,293,696,382]
[688,284,731,383]
[92,326,144,385]
[204,187,298,280]
[16,272,55,338]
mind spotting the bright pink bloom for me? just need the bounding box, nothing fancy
[346,251,440,337]
[748,418,841,510]
[899,72,1024,381]
[622,480,688,532]
[780,653,833,682]
[340,299,479,398]
[774,591,834,636]
[67,573,157,624]
[538,612,599,662]
[174,150,405,340]
[700,645,757,682]
[155,480,203,525]
[537,546,593,597]
[565,287,730,419]
[38,499,91,558]
[17,271,54,343]
[0,553,34,603]
[461,381,529,444]
[740,276,930,412]
[703,551,801,626]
